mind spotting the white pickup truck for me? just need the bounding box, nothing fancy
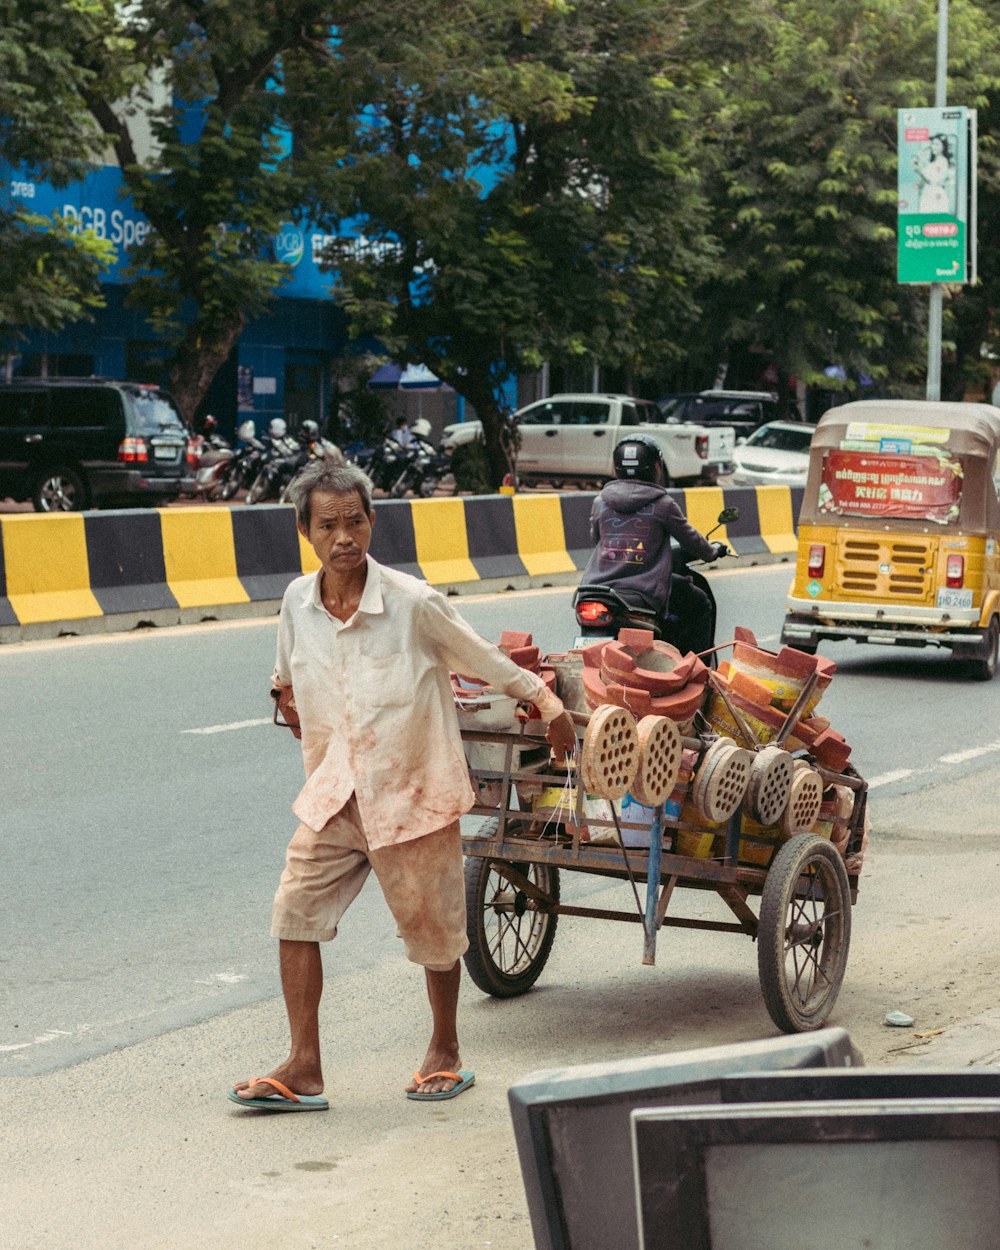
[440,393,735,486]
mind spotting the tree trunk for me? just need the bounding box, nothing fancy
[167,314,247,426]
[450,367,514,489]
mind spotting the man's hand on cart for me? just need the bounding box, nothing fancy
[545,710,577,762]
[271,684,302,739]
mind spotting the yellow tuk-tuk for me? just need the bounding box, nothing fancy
[780,399,1000,679]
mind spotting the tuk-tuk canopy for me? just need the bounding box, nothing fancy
[803,399,1000,532]
[811,400,1000,458]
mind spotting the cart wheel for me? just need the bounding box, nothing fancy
[757,834,852,1032]
[463,851,559,998]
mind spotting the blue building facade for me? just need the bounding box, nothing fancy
[1,162,350,438]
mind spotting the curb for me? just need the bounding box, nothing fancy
[0,486,803,644]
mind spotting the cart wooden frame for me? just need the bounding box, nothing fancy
[459,717,867,1034]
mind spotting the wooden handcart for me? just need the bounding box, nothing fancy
[457,666,868,1034]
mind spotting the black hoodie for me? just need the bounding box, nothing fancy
[580,481,717,611]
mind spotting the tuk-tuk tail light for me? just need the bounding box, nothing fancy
[807,544,825,577]
[946,554,965,588]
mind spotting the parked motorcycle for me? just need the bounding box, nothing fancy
[189,432,234,500]
[572,507,739,658]
[346,436,412,495]
[277,436,346,504]
[386,436,451,498]
[246,435,303,504]
[217,437,268,501]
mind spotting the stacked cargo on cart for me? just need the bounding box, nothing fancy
[454,628,869,1033]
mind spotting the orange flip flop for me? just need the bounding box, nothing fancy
[407,1070,476,1101]
[228,1076,329,1112]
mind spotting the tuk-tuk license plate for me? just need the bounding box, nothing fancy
[936,588,974,610]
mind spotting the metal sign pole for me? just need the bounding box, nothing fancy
[926,0,949,401]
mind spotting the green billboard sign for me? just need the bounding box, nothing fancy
[897,106,976,285]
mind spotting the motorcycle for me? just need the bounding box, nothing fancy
[277,440,346,504]
[217,437,268,501]
[189,432,234,500]
[383,435,451,498]
[346,436,412,495]
[245,436,303,504]
[572,506,739,659]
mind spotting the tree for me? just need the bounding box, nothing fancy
[301,0,718,484]
[67,0,338,422]
[675,0,1000,402]
[0,0,115,353]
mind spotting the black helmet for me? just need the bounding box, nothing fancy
[300,419,320,440]
[613,434,665,483]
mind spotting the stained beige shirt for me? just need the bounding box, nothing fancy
[273,557,564,848]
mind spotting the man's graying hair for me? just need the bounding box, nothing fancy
[286,460,374,528]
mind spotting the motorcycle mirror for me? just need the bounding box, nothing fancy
[718,506,740,524]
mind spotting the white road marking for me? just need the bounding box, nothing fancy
[0,1028,73,1053]
[867,768,916,789]
[183,718,271,735]
[938,741,1000,765]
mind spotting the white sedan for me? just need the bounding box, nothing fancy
[729,421,814,487]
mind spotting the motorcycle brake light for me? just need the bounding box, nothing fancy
[186,439,200,467]
[807,544,825,576]
[946,554,964,588]
[577,601,613,625]
[118,436,148,463]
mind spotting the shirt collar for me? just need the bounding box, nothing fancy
[307,555,384,620]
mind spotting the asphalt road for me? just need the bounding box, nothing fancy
[3,563,999,1080]
[3,564,1000,1248]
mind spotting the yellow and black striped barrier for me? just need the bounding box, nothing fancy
[0,487,802,641]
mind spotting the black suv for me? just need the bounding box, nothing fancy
[660,390,803,441]
[0,379,194,511]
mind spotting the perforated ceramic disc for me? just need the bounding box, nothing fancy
[781,763,824,835]
[631,716,683,806]
[743,745,794,826]
[691,740,752,824]
[581,704,640,800]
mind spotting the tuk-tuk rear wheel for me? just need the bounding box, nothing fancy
[968,617,999,681]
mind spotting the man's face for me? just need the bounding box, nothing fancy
[300,490,374,576]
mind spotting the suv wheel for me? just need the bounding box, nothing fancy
[33,466,88,512]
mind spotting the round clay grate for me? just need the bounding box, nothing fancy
[581,704,640,801]
[781,762,824,835]
[744,745,794,826]
[631,715,683,806]
[690,739,753,825]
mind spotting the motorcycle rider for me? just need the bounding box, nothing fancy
[580,434,728,654]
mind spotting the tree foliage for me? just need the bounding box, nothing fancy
[7,0,1000,447]
[71,0,338,420]
[301,0,717,482]
[0,0,116,350]
[674,0,1000,401]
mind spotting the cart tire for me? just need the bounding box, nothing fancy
[463,846,559,998]
[757,834,851,1032]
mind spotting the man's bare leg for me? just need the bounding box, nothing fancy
[405,960,463,1095]
[234,939,325,1099]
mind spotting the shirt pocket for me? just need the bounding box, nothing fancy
[358,649,412,707]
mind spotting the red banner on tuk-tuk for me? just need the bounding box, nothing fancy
[819,451,962,522]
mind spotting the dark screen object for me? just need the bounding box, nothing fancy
[631,1084,1000,1250]
[507,1028,861,1250]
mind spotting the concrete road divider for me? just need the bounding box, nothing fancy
[0,486,802,642]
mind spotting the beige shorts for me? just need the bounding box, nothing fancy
[270,794,468,971]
